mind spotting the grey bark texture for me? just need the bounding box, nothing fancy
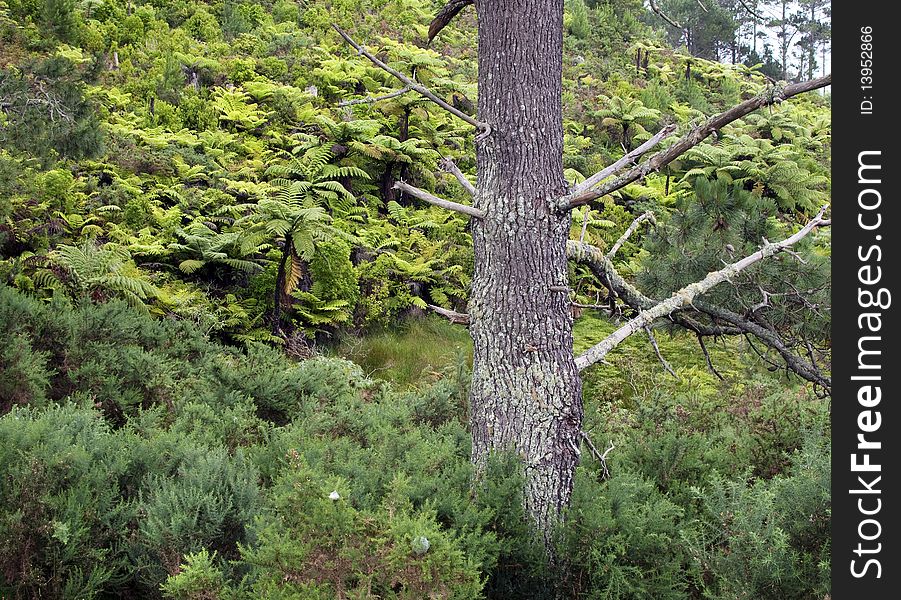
[468,0,583,535]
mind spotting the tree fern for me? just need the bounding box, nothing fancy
[52,241,159,310]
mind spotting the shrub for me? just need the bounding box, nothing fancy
[0,402,135,598]
[134,446,260,590]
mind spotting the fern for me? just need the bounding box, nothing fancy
[51,241,159,310]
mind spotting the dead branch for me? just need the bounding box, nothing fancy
[393,181,485,218]
[646,325,678,378]
[608,211,656,260]
[439,156,476,197]
[693,298,831,389]
[568,124,677,197]
[649,0,685,30]
[568,240,741,337]
[573,206,830,371]
[737,0,764,20]
[559,74,832,211]
[569,238,829,388]
[338,85,412,107]
[427,303,471,325]
[578,207,591,243]
[428,0,474,45]
[332,24,491,138]
[580,432,614,480]
[697,334,724,380]
[572,301,615,316]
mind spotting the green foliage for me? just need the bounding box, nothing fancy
[593,95,661,150]
[333,315,472,388]
[638,178,830,343]
[0,2,833,597]
[0,284,832,598]
[0,0,829,344]
[0,333,51,410]
[0,56,104,163]
[160,549,227,600]
[135,446,260,589]
[169,221,262,277]
[699,435,831,599]
[239,460,483,598]
[0,402,135,599]
[42,0,78,43]
[566,0,591,39]
[563,469,688,599]
[50,240,160,310]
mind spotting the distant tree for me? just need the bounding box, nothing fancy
[652,0,739,60]
[43,0,78,43]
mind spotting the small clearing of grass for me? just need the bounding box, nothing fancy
[329,316,473,388]
[330,313,789,401]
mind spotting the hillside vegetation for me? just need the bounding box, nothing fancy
[1,0,830,598]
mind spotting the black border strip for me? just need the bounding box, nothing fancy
[832,4,898,596]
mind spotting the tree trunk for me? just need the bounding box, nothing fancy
[469,0,583,538]
[272,244,290,334]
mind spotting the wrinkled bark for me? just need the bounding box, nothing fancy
[468,0,582,536]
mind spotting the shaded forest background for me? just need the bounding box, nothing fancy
[0,1,831,598]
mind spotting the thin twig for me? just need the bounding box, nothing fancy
[580,432,614,480]
[578,207,591,243]
[332,24,491,139]
[645,325,678,378]
[439,156,476,197]
[572,301,615,315]
[697,334,724,380]
[737,0,764,20]
[649,0,684,30]
[608,211,655,260]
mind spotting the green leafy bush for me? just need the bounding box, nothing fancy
[0,285,832,599]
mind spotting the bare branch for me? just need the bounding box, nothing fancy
[572,301,615,315]
[645,325,678,378]
[580,432,614,480]
[338,85,412,107]
[393,181,485,218]
[332,24,491,138]
[737,0,765,20]
[559,74,832,211]
[569,124,677,196]
[607,211,656,260]
[697,334,724,380]
[578,207,591,244]
[649,0,684,30]
[693,299,831,390]
[568,240,742,337]
[568,238,829,388]
[573,206,830,371]
[749,287,770,314]
[439,157,475,197]
[696,0,709,13]
[428,0,474,45]
[427,303,470,325]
